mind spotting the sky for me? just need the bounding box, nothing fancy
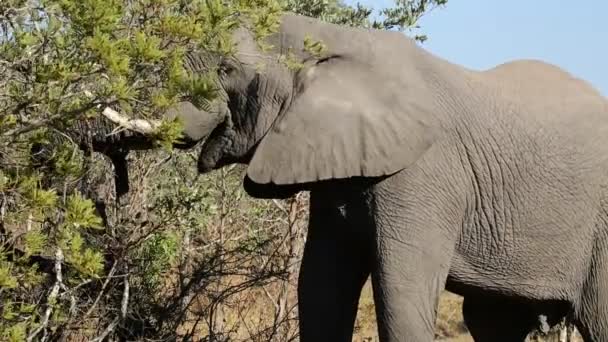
[344,0,608,95]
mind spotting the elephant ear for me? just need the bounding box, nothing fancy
[246,56,440,185]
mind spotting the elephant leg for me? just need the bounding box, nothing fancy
[372,196,457,342]
[371,222,454,341]
[298,193,372,342]
[462,296,536,342]
[572,241,608,341]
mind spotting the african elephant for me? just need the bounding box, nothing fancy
[136,13,608,342]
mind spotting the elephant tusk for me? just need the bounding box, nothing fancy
[83,91,161,135]
[100,107,160,135]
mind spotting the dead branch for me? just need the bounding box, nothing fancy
[82,261,118,319]
[121,271,130,319]
[91,318,119,342]
[27,248,64,342]
[91,271,129,342]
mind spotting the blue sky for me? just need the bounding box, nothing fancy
[345,1,608,95]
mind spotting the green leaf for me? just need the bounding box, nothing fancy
[23,230,47,256]
[64,193,103,230]
[65,233,104,278]
[53,142,84,177]
[0,263,18,289]
[78,248,104,276]
[2,322,27,342]
[19,303,37,314]
[137,231,179,288]
[0,171,9,192]
[16,31,39,47]
[303,34,327,58]
[132,30,166,62]
[85,29,131,76]
[153,118,185,150]
[18,174,59,213]
[22,264,46,288]
[278,49,304,71]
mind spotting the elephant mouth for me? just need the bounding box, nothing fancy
[196,113,232,173]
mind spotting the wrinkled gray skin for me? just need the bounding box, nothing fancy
[167,13,608,342]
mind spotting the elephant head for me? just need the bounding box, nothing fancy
[145,14,441,197]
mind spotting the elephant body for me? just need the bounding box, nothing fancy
[163,14,608,341]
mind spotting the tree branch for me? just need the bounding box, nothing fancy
[27,248,64,342]
[90,272,129,342]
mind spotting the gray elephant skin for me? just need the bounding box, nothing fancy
[163,14,608,342]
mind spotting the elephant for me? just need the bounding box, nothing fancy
[131,13,608,342]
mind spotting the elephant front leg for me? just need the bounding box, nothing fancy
[371,213,456,341]
[298,194,372,342]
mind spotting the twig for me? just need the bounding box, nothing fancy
[27,248,64,342]
[60,282,77,318]
[121,269,130,319]
[91,317,119,342]
[1,116,59,137]
[82,261,118,319]
[92,269,129,341]
[262,287,281,313]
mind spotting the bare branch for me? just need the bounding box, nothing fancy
[91,271,129,341]
[121,271,130,319]
[91,318,119,342]
[82,261,118,319]
[1,116,59,137]
[27,248,64,342]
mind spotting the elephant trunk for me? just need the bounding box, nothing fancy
[69,115,153,152]
[69,100,227,197]
[99,99,227,149]
[29,96,225,207]
[164,101,228,149]
[30,115,146,202]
